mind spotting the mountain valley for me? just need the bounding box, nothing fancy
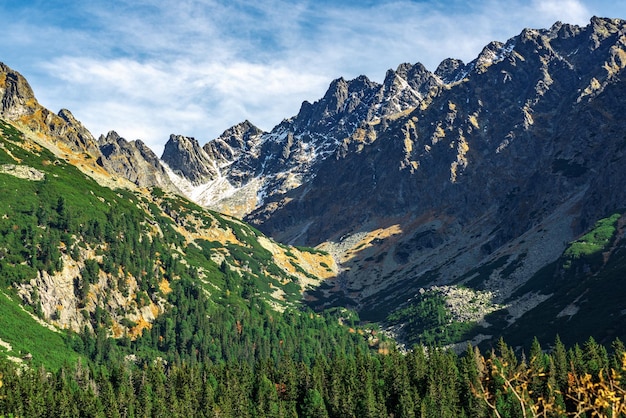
[93,17,626,349]
[1,16,626,417]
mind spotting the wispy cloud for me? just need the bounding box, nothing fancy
[0,0,624,153]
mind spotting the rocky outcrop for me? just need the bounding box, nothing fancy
[0,62,101,158]
[202,120,265,187]
[161,134,218,185]
[0,164,45,181]
[0,62,38,119]
[203,120,264,167]
[56,108,101,156]
[16,252,165,336]
[97,130,181,191]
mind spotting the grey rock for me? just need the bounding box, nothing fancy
[97,130,181,191]
[161,134,217,185]
[244,17,626,326]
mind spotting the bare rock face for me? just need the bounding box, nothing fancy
[204,120,264,164]
[97,130,181,192]
[0,63,37,119]
[183,62,438,214]
[244,17,626,320]
[161,134,218,185]
[16,252,165,336]
[375,62,439,116]
[94,60,438,215]
[203,120,265,186]
[56,108,101,156]
[434,58,468,84]
[0,62,101,157]
[252,17,626,243]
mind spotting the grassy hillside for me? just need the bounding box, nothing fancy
[0,291,81,370]
[0,119,381,369]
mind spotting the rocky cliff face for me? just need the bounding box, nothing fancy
[0,62,38,120]
[203,120,265,171]
[97,130,180,191]
[241,17,626,336]
[0,63,101,157]
[161,134,218,185]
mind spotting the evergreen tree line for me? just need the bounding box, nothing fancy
[1,335,625,417]
[70,274,373,369]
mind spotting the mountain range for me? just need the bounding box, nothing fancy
[1,16,626,361]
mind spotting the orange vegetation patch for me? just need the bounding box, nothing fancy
[111,322,124,339]
[292,248,336,280]
[378,346,391,355]
[18,138,42,154]
[258,236,337,284]
[158,279,172,295]
[129,316,152,339]
[193,224,240,245]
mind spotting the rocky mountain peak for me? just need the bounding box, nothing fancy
[97,130,180,192]
[98,130,131,155]
[377,62,438,115]
[0,62,37,119]
[54,108,100,156]
[393,62,415,79]
[161,134,217,185]
[473,40,514,72]
[203,120,264,168]
[98,129,123,144]
[314,75,377,119]
[434,58,468,84]
[214,119,264,151]
[0,62,102,158]
[221,119,263,143]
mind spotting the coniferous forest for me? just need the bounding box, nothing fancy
[1,334,626,417]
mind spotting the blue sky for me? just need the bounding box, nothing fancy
[0,0,624,155]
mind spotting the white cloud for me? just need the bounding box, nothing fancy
[38,55,330,153]
[532,0,591,24]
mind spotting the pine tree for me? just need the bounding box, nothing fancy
[552,335,568,391]
[610,338,626,370]
[528,337,547,398]
[458,345,488,418]
[301,388,328,418]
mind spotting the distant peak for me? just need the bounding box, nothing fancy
[161,133,217,185]
[98,130,123,144]
[167,133,199,145]
[57,108,76,122]
[222,120,263,137]
[0,62,37,118]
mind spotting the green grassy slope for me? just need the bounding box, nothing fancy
[0,119,380,369]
